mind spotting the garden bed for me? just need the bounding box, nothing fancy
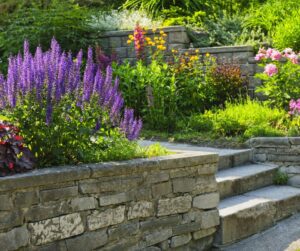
[0,151,219,250]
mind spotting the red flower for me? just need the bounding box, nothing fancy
[14,135,23,141]
[8,162,14,170]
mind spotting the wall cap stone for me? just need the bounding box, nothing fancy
[0,152,218,192]
[100,26,187,38]
[181,45,254,54]
[247,137,299,148]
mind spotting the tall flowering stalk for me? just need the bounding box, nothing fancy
[0,39,142,140]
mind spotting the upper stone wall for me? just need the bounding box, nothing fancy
[0,151,219,251]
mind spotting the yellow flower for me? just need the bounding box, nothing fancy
[195,49,199,53]
[152,28,157,33]
[162,33,167,37]
[128,35,134,40]
[154,37,159,40]
[127,40,132,44]
[160,40,165,45]
[185,52,189,56]
[161,46,166,50]
[145,37,151,42]
[160,30,165,35]
[206,53,210,57]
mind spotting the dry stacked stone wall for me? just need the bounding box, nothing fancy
[99,26,261,95]
[0,152,219,251]
[248,137,300,188]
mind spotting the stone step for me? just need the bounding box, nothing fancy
[216,163,278,199]
[214,186,300,246]
[138,140,253,170]
[218,149,252,170]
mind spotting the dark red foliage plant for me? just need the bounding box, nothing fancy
[0,121,35,177]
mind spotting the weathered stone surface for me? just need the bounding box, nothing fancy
[128,201,153,220]
[197,164,217,175]
[193,227,216,240]
[173,222,202,235]
[0,226,29,251]
[0,210,23,230]
[248,137,290,148]
[193,176,218,195]
[70,197,97,211]
[135,188,152,200]
[147,172,169,184]
[87,206,125,231]
[109,37,122,47]
[254,153,267,162]
[144,228,173,247]
[157,195,192,216]
[40,186,78,202]
[152,181,172,198]
[170,233,192,248]
[168,31,189,43]
[0,194,13,211]
[65,229,108,251]
[182,210,202,223]
[108,222,139,240]
[99,192,133,206]
[14,190,38,208]
[285,166,300,174]
[24,201,72,222]
[140,215,182,231]
[201,209,219,229]
[288,175,300,188]
[28,213,84,245]
[173,178,196,193]
[193,193,219,209]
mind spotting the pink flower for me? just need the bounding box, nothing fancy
[289,99,300,115]
[258,48,266,54]
[255,53,265,61]
[270,50,282,60]
[264,63,278,77]
[266,48,274,58]
[286,53,298,64]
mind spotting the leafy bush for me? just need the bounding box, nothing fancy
[188,99,286,139]
[255,48,300,109]
[273,10,300,51]
[243,0,300,39]
[0,0,95,73]
[0,39,142,167]
[89,10,161,31]
[0,121,35,176]
[206,62,247,106]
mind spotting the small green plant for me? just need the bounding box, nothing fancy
[142,143,170,158]
[273,170,289,185]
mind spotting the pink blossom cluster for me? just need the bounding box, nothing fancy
[289,99,300,115]
[255,47,300,77]
[255,47,299,64]
[264,63,278,77]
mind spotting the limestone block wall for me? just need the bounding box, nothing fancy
[99,26,191,63]
[0,152,219,251]
[99,26,261,93]
[181,46,261,96]
[248,137,300,188]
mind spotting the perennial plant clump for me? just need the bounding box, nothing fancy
[0,39,142,166]
[0,121,35,176]
[255,47,300,108]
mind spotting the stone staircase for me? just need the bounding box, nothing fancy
[214,148,300,248]
[139,140,300,249]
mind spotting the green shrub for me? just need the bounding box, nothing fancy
[255,53,300,109]
[0,0,96,72]
[273,170,289,185]
[273,10,300,51]
[189,99,287,139]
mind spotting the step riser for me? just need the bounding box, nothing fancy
[215,202,276,245]
[215,195,300,246]
[218,168,278,199]
[218,150,253,170]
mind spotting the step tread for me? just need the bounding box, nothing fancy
[216,163,278,182]
[219,185,300,217]
[138,140,251,157]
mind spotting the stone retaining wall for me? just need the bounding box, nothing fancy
[0,152,219,251]
[98,26,261,93]
[248,137,300,188]
[181,46,260,96]
[99,26,192,63]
